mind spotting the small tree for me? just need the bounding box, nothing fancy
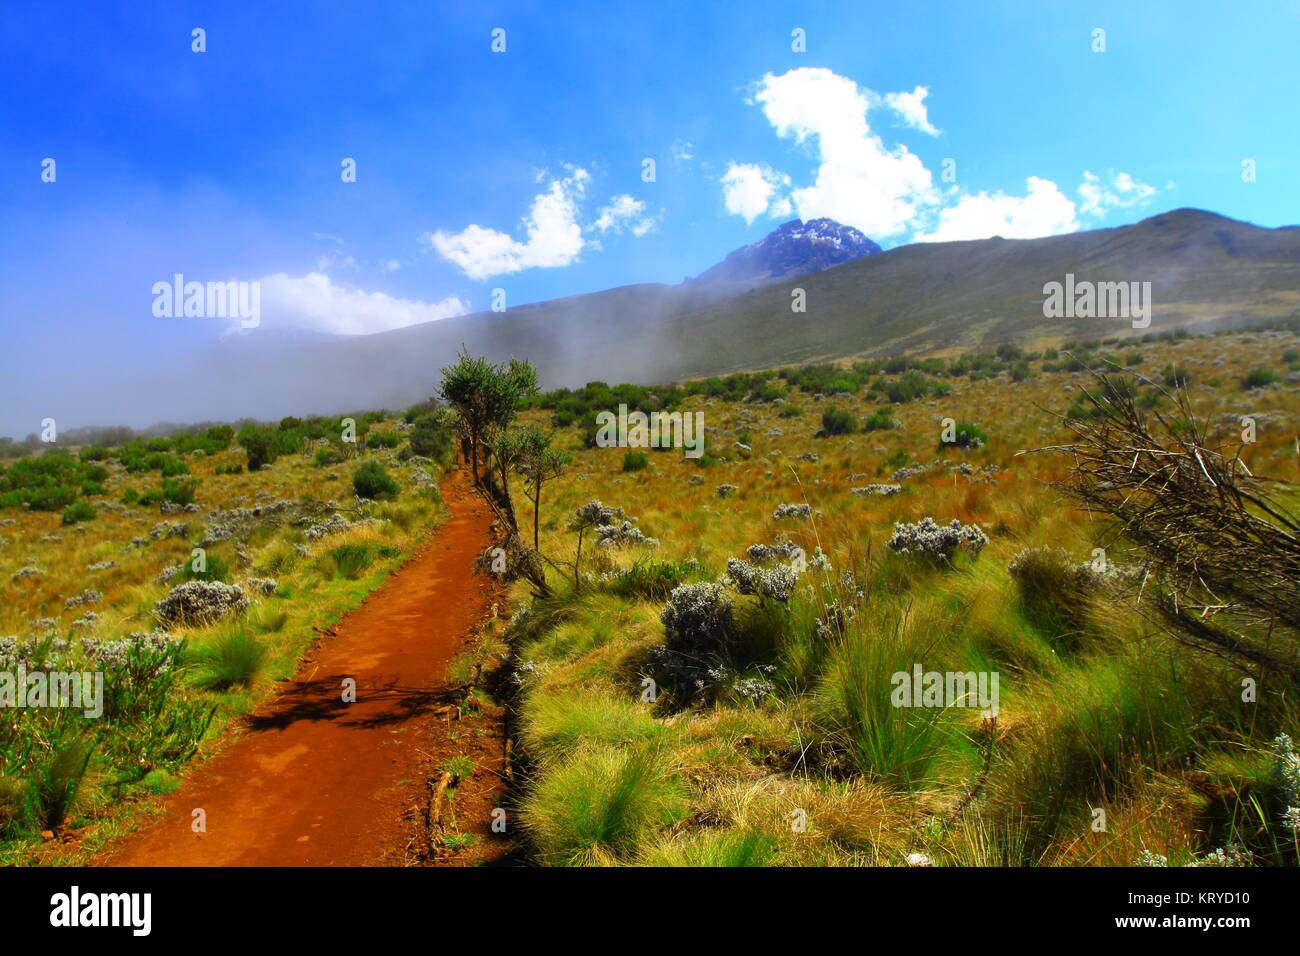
[237,425,278,471]
[439,351,550,596]
[438,350,495,482]
[500,425,571,550]
[439,350,538,486]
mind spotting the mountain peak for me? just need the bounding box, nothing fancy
[690,217,881,286]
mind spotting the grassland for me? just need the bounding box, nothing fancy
[500,325,1300,866]
[0,412,452,863]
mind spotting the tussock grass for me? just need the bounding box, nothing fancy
[521,742,688,866]
[186,624,270,691]
[520,692,667,766]
[504,328,1300,866]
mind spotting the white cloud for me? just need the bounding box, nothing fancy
[594,194,656,236]
[1078,169,1158,217]
[743,67,938,238]
[721,162,791,224]
[256,272,467,335]
[315,252,355,271]
[913,176,1079,242]
[429,169,589,280]
[881,85,940,136]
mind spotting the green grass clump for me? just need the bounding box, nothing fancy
[940,421,987,449]
[622,450,649,472]
[522,743,687,865]
[862,409,896,432]
[521,692,666,766]
[605,558,704,601]
[821,407,857,436]
[61,499,96,525]
[180,551,232,584]
[816,624,953,789]
[330,543,375,580]
[188,626,270,691]
[640,828,777,866]
[1240,367,1280,389]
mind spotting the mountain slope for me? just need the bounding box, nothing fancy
[46,209,1300,430]
[309,208,1300,397]
[690,218,881,286]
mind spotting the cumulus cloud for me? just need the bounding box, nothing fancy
[913,176,1079,243]
[1078,169,1158,217]
[881,85,940,136]
[594,194,656,236]
[721,162,791,224]
[738,67,937,238]
[429,169,589,280]
[255,272,467,335]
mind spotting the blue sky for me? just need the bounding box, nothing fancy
[1,1,1297,431]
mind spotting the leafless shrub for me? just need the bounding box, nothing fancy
[1037,369,1300,681]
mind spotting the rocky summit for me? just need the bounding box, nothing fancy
[689,217,882,285]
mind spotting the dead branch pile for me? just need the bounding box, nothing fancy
[1039,369,1300,680]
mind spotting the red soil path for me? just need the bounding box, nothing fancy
[98,467,497,866]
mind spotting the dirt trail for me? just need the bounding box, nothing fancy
[99,467,500,867]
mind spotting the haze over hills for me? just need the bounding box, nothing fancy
[14,209,1300,436]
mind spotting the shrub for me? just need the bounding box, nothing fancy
[888,517,988,562]
[409,414,455,463]
[155,581,249,626]
[821,407,857,436]
[162,477,198,505]
[940,421,987,450]
[352,460,398,500]
[622,451,649,472]
[314,446,344,467]
[773,503,813,520]
[886,371,938,404]
[862,409,896,432]
[1241,368,1280,389]
[726,557,797,602]
[61,499,96,525]
[237,426,279,471]
[1010,361,1035,382]
[660,582,733,658]
[364,430,401,450]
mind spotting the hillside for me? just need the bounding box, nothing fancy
[689,218,881,286]
[24,209,1300,436]
[197,209,1300,412]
